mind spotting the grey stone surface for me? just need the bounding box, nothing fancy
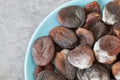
[0,0,69,80]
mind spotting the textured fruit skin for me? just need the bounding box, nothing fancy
[102,0,120,25]
[34,66,44,79]
[113,22,120,38]
[32,36,55,66]
[77,64,110,80]
[90,21,107,40]
[100,35,120,56]
[94,35,120,64]
[76,28,95,47]
[49,26,78,49]
[34,63,54,79]
[101,63,116,79]
[67,45,94,69]
[54,49,76,79]
[112,62,120,80]
[84,1,101,14]
[58,6,85,28]
[84,12,102,29]
[32,1,120,80]
[36,70,66,80]
[106,0,120,21]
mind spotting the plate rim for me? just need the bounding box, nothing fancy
[24,0,110,80]
[24,0,83,80]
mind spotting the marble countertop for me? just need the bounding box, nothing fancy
[0,0,69,80]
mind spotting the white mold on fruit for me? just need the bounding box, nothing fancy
[102,8,118,25]
[68,53,91,69]
[115,73,120,80]
[61,49,70,59]
[94,39,116,64]
[61,49,69,55]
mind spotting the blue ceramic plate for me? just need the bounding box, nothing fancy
[24,0,111,80]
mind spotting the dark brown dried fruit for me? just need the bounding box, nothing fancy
[84,1,100,14]
[32,1,120,80]
[112,62,120,80]
[36,70,66,80]
[34,66,44,79]
[102,0,120,25]
[76,28,95,47]
[100,35,120,56]
[34,63,54,79]
[77,64,110,80]
[90,21,106,40]
[113,22,120,38]
[58,6,85,28]
[94,35,120,64]
[54,49,76,79]
[102,64,112,72]
[32,36,55,66]
[84,12,102,29]
[102,64,115,79]
[49,26,78,49]
[67,45,94,69]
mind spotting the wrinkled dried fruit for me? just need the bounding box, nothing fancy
[102,63,115,79]
[34,63,54,79]
[34,66,44,79]
[84,12,102,29]
[36,70,66,80]
[54,49,76,79]
[94,35,120,64]
[112,62,120,80]
[49,26,78,49]
[84,1,100,14]
[76,28,95,47]
[32,1,120,80]
[77,64,110,80]
[67,45,94,69]
[32,36,55,66]
[102,0,120,25]
[113,22,120,38]
[58,6,85,28]
[90,21,106,40]
[102,64,112,72]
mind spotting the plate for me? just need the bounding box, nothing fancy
[24,0,111,80]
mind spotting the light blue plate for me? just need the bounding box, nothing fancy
[24,0,111,80]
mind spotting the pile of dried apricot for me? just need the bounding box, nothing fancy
[32,1,120,80]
